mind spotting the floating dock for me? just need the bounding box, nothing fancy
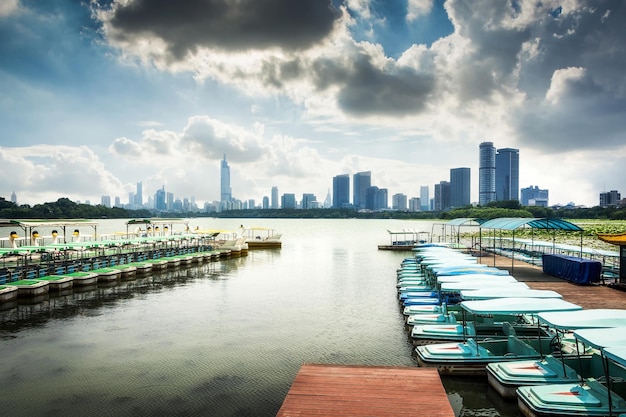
[277,364,455,417]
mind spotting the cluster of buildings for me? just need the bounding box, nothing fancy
[330,142,548,212]
[12,145,622,213]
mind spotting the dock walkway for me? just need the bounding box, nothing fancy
[277,363,454,417]
[476,253,626,309]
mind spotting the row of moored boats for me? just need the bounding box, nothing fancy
[397,244,626,417]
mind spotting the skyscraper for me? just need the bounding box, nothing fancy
[496,148,520,201]
[450,167,471,208]
[220,154,232,202]
[353,171,371,210]
[271,186,279,209]
[135,181,143,208]
[434,181,450,211]
[479,142,496,205]
[420,185,429,211]
[332,174,350,208]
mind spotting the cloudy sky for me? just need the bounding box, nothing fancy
[1,0,625,208]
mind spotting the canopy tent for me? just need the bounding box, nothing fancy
[597,233,626,284]
[435,218,486,247]
[476,217,584,272]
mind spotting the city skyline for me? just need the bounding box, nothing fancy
[2,1,625,208]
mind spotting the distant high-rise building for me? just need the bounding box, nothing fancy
[409,197,421,212]
[135,181,143,208]
[353,171,371,210]
[450,167,471,208]
[301,193,317,209]
[281,193,296,209]
[101,195,111,208]
[365,186,387,210]
[271,186,279,209]
[332,174,350,208]
[323,189,332,208]
[496,148,519,201]
[392,193,407,210]
[155,186,166,211]
[521,185,549,207]
[600,190,621,208]
[479,142,496,205]
[114,196,121,207]
[420,186,429,211]
[434,181,450,211]
[262,196,269,209]
[221,154,232,202]
[10,191,16,204]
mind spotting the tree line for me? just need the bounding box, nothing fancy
[2,197,626,221]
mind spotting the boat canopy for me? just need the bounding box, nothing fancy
[460,297,582,315]
[460,289,563,300]
[445,218,486,226]
[603,346,626,367]
[440,281,528,292]
[479,217,583,231]
[574,327,626,350]
[436,274,517,284]
[537,309,626,330]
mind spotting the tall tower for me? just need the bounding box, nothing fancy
[479,142,496,205]
[450,167,471,208]
[353,171,371,210]
[135,181,143,208]
[332,174,350,208]
[420,185,429,211]
[271,186,279,209]
[220,154,232,202]
[495,148,519,201]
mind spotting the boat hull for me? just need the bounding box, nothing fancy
[0,286,19,302]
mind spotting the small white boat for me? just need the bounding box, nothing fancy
[240,227,282,249]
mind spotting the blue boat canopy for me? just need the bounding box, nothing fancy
[460,297,582,315]
[537,309,626,330]
[574,327,626,349]
[603,347,626,367]
[479,217,583,231]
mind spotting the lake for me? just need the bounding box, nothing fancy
[0,218,520,416]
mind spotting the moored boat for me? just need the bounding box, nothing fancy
[66,271,98,286]
[92,267,122,282]
[517,345,626,417]
[487,311,626,399]
[414,297,583,376]
[34,275,74,291]
[240,227,282,249]
[0,285,19,302]
[5,279,49,297]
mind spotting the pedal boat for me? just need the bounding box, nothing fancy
[488,311,626,399]
[517,345,626,417]
[414,297,582,376]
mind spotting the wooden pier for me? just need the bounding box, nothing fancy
[477,253,626,309]
[277,363,455,417]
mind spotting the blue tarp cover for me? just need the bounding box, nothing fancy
[542,254,602,284]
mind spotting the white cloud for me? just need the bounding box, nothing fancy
[407,0,433,22]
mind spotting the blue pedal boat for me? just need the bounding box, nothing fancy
[414,297,583,376]
[517,344,626,417]
[487,311,626,399]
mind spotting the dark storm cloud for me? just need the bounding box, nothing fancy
[311,53,434,116]
[106,0,341,57]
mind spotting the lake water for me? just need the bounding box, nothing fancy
[0,218,520,416]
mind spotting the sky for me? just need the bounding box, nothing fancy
[1,0,625,208]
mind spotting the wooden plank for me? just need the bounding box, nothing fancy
[277,364,455,417]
